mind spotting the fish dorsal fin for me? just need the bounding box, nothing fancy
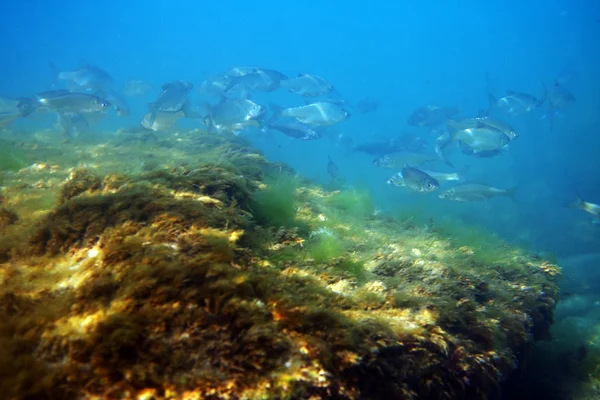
[297,73,307,77]
[161,83,172,91]
[506,90,516,95]
[78,59,91,69]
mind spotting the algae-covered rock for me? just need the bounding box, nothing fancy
[0,129,561,400]
[0,139,29,171]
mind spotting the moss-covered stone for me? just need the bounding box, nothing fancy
[0,127,561,399]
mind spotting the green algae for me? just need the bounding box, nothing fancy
[0,140,29,171]
[0,127,563,400]
[307,233,346,262]
[324,187,375,219]
[250,176,304,229]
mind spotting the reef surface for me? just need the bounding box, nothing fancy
[0,128,560,399]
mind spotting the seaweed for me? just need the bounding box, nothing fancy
[324,187,375,219]
[250,175,305,230]
[0,139,29,171]
[0,128,563,399]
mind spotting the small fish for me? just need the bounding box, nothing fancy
[544,81,575,110]
[148,80,194,125]
[443,127,511,153]
[266,118,321,140]
[198,73,234,97]
[387,166,440,193]
[459,141,509,158]
[407,105,460,128]
[204,97,266,133]
[327,155,340,178]
[21,90,111,113]
[50,61,113,91]
[141,110,186,132]
[488,91,544,116]
[55,112,96,137]
[438,184,516,202]
[122,79,154,97]
[373,151,441,169]
[280,73,334,97]
[102,88,130,117]
[566,193,600,220]
[542,81,575,130]
[272,102,350,127]
[225,66,260,77]
[447,117,519,141]
[225,69,288,93]
[419,167,469,183]
[353,138,406,156]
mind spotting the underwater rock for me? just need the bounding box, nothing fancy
[58,168,102,204]
[0,207,18,229]
[0,130,561,399]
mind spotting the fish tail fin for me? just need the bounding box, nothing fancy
[435,137,454,168]
[565,190,586,210]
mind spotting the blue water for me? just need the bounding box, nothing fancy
[2,1,600,396]
[2,2,599,258]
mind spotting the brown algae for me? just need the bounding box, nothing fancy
[0,127,560,399]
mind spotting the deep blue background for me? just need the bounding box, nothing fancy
[2,0,599,257]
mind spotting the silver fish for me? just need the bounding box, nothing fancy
[488,91,544,116]
[419,167,468,183]
[55,112,98,137]
[266,118,321,140]
[407,105,460,127]
[373,151,441,169]
[225,69,288,93]
[148,80,194,124]
[24,90,111,113]
[198,73,234,97]
[280,73,334,97]
[544,81,575,110]
[445,127,510,153]
[102,88,130,117]
[141,110,186,132]
[122,79,154,97]
[274,102,350,126]
[438,184,515,202]
[50,61,113,91]
[566,194,600,220]
[387,166,440,193]
[204,97,265,133]
[447,117,519,141]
